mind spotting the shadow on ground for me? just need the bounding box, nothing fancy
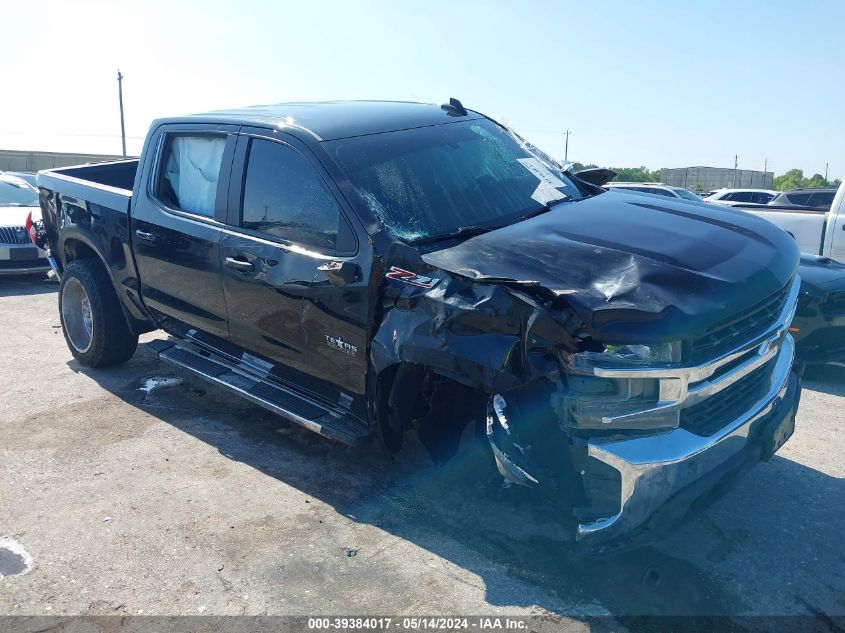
[0,274,55,297]
[802,362,845,396]
[69,340,845,628]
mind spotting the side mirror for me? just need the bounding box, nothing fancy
[317,260,360,287]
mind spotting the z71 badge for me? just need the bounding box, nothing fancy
[385,266,439,289]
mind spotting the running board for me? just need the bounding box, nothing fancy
[150,340,370,446]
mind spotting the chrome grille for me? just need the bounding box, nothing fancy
[0,226,31,245]
[680,360,773,436]
[689,286,791,364]
[568,277,800,435]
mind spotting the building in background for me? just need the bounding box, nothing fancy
[0,149,130,173]
[660,166,774,192]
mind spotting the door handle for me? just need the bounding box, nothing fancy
[135,230,156,243]
[225,256,255,272]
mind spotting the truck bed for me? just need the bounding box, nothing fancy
[37,159,138,215]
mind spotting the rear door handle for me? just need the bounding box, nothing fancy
[225,256,255,272]
[135,230,156,243]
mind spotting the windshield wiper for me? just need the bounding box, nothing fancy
[412,225,498,245]
[412,197,576,246]
[520,197,571,221]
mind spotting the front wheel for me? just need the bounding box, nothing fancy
[59,259,138,367]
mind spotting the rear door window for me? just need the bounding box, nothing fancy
[651,188,676,197]
[157,135,227,217]
[731,192,754,203]
[753,192,775,204]
[808,191,835,208]
[786,192,813,206]
[240,138,343,251]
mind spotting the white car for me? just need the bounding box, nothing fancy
[704,188,778,206]
[604,182,702,201]
[0,174,50,276]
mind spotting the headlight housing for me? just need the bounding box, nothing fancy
[559,341,684,431]
[568,341,682,371]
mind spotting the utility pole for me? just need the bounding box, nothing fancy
[733,154,739,187]
[564,129,571,161]
[764,158,768,189]
[825,162,829,183]
[117,69,126,157]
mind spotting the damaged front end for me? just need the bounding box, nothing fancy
[372,245,803,552]
[486,277,802,552]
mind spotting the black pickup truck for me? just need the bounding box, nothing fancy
[35,100,802,551]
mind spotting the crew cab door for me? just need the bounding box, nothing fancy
[220,129,371,414]
[131,123,238,340]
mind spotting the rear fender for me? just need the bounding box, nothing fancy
[56,201,153,333]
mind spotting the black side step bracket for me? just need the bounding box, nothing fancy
[149,340,369,447]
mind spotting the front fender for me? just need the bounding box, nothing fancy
[370,269,578,392]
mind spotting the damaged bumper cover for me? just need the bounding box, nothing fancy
[488,336,799,549]
[578,334,798,547]
[488,277,802,550]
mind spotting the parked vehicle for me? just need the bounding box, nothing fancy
[0,174,50,276]
[3,171,38,187]
[35,100,801,552]
[728,181,845,258]
[703,188,778,206]
[604,182,702,201]
[793,254,845,365]
[770,188,837,210]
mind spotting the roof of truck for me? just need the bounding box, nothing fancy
[167,100,485,142]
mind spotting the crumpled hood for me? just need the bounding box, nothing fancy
[423,191,800,343]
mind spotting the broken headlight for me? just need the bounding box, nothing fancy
[559,341,683,431]
[569,341,682,371]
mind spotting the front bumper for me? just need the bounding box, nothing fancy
[0,244,50,276]
[578,333,799,548]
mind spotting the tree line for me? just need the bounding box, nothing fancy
[773,169,840,191]
[570,163,840,191]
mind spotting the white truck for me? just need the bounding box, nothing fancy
[732,181,845,260]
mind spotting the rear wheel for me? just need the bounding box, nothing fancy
[59,259,138,367]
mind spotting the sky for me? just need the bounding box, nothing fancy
[1,0,843,178]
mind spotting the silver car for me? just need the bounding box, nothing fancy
[0,174,50,276]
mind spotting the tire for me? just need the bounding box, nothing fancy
[59,258,138,367]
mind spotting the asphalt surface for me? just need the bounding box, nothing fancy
[1,275,843,629]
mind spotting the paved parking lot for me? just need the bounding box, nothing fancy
[1,275,844,628]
